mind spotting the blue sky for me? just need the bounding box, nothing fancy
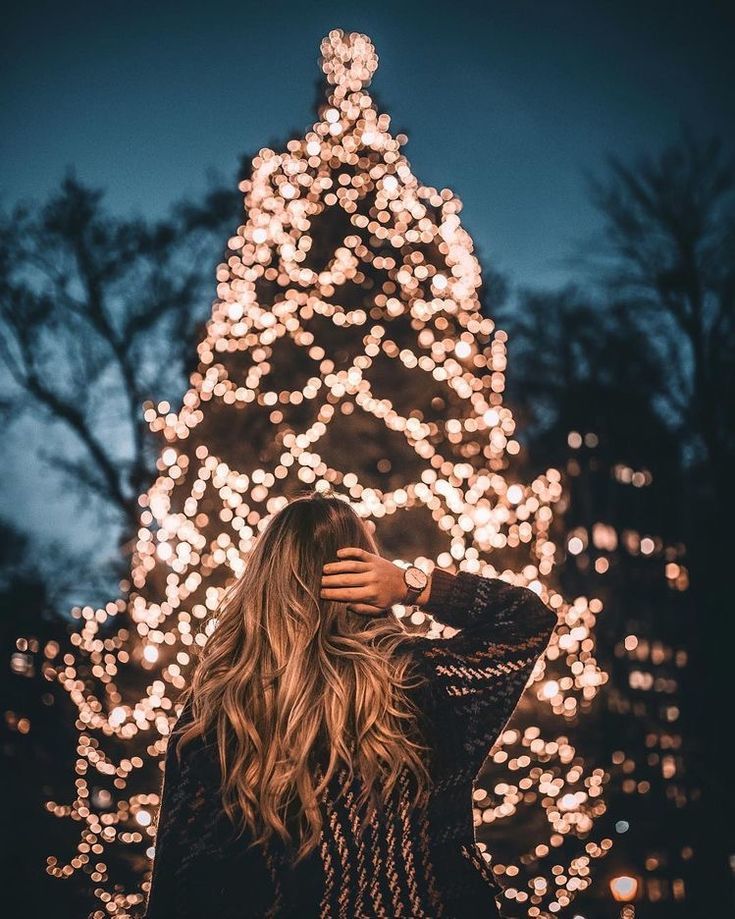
[4,1,733,287]
[2,0,733,575]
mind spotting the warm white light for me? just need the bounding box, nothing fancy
[568,537,584,555]
[610,875,639,902]
[109,706,126,727]
[507,484,524,504]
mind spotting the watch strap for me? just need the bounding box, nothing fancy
[404,584,422,605]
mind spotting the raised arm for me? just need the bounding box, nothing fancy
[419,567,556,645]
[319,549,556,779]
[407,568,557,778]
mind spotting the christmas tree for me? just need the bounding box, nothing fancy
[48,29,634,917]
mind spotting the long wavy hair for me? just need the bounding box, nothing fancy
[174,489,433,863]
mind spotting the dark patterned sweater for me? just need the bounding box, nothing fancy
[144,568,556,919]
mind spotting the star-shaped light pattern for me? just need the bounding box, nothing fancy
[43,30,693,917]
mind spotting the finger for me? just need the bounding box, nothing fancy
[336,546,369,559]
[321,572,371,587]
[320,586,372,601]
[322,560,372,573]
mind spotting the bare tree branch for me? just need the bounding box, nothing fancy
[0,167,242,540]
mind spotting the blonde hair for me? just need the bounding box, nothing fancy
[174,489,432,862]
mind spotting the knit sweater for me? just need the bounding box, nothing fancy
[144,568,556,919]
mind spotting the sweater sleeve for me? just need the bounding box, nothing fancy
[407,568,557,776]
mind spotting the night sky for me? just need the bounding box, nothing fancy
[2,0,734,562]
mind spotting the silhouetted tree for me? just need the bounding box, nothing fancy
[0,167,245,916]
[584,127,735,803]
[584,126,735,509]
[494,127,735,911]
[0,170,242,533]
[497,286,671,463]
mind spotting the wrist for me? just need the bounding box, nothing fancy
[415,572,432,608]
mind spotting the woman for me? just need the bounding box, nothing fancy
[144,489,556,918]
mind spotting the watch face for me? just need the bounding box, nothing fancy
[405,567,427,589]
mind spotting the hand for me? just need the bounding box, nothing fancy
[320,546,409,616]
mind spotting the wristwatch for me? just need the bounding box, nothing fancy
[403,565,429,606]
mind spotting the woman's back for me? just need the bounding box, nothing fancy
[145,568,556,918]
